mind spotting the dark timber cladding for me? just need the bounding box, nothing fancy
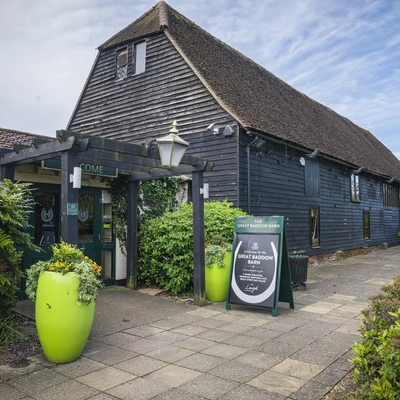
[68,33,239,203]
[66,1,400,257]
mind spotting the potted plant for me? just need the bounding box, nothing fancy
[26,240,103,363]
[205,242,232,302]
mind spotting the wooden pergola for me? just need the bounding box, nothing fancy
[0,129,213,306]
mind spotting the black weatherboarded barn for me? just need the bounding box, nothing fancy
[67,0,400,259]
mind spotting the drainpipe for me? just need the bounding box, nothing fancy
[246,136,262,214]
[246,146,251,214]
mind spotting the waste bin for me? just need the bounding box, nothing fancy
[289,255,309,291]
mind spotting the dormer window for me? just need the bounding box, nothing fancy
[133,41,146,74]
[116,47,128,81]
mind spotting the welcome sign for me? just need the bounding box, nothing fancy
[226,216,294,316]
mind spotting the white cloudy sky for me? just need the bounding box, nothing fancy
[1,0,399,158]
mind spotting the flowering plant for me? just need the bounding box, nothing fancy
[26,241,103,304]
[205,242,231,268]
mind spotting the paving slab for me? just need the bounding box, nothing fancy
[9,246,400,400]
[75,366,135,391]
[270,358,324,380]
[208,360,264,383]
[177,373,239,399]
[248,369,306,396]
[105,376,170,400]
[114,354,168,376]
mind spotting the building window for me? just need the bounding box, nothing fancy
[363,210,370,240]
[350,174,360,202]
[304,159,320,197]
[311,206,320,247]
[383,183,399,207]
[116,47,128,81]
[133,41,146,74]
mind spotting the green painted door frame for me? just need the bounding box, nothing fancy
[19,184,114,298]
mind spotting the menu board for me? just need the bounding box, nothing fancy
[226,216,294,316]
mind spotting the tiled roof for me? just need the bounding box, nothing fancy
[97,1,400,180]
[0,128,55,149]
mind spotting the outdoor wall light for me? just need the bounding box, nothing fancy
[157,120,190,168]
[70,167,82,189]
[223,125,235,137]
[352,167,364,175]
[207,123,220,135]
[200,182,209,199]
[307,148,320,159]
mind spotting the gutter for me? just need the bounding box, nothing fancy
[245,129,398,184]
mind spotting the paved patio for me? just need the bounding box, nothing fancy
[2,246,400,399]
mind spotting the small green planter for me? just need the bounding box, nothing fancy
[35,271,95,363]
[205,251,232,302]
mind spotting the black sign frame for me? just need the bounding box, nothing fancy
[226,216,294,316]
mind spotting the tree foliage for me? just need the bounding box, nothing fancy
[0,179,38,345]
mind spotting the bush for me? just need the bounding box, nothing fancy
[352,275,400,399]
[0,179,38,345]
[137,200,247,294]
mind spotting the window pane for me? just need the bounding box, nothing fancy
[351,174,360,201]
[363,211,370,240]
[116,48,128,80]
[383,183,399,207]
[311,206,320,247]
[78,194,94,243]
[34,192,59,245]
[134,42,146,74]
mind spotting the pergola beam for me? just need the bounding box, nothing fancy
[0,136,78,165]
[128,161,213,181]
[1,129,210,306]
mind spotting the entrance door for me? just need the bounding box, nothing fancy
[20,185,114,298]
[78,190,101,266]
[78,189,115,285]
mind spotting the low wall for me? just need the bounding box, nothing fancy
[309,243,389,266]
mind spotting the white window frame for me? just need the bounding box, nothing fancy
[133,41,146,75]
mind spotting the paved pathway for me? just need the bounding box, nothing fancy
[2,246,400,399]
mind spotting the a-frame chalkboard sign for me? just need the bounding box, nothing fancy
[226,216,294,317]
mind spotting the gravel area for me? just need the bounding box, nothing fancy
[0,315,42,368]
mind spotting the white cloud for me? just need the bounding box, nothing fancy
[0,0,399,157]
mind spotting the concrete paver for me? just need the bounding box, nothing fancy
[6,246,400,399]
[75,366,135,391]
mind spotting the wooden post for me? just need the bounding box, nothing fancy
[126,180,138,289]
[192,171,207,306]
[60,151,79,244]
[1,164,15,181]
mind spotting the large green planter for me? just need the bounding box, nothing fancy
[35,271,95,363]
[205,251,232,302]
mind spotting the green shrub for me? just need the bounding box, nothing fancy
[137,200,247,294]
[0,180,38,345]
[352,275,400,399]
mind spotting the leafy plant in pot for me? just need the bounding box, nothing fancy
[26,241,103,363]
[205,242,232,302]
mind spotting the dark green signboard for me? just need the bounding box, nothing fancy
[226,216,294,316]
[42,159,118,178]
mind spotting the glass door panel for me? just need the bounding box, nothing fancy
[78,194,95,243]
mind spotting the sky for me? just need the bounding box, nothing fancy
[1,0,399,158]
